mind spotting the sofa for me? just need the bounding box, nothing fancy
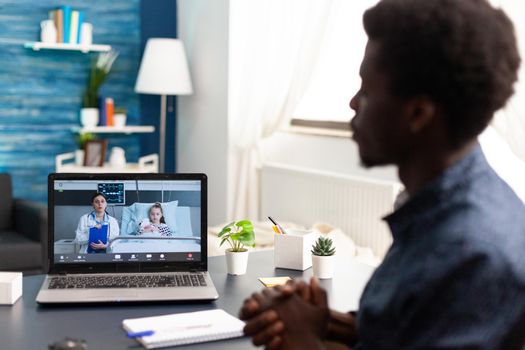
[0,174,47,275]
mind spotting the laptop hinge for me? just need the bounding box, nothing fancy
[58,271,68,275]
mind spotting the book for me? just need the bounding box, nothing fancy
[122,309,245,349]
[55,9,64,43]
[106,97,114,126]
[69,10,79,44]
[98,96,106,126]
[76,11,84,44]
[61,5,71,44]
[87,225,108,253]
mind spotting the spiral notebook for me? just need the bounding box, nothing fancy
[122,309,245,349]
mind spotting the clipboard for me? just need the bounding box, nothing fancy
[87,225,108,253]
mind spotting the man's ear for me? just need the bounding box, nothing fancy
[403,96,436,133]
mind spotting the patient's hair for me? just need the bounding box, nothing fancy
[363,0,520,148]
[149,202,166,224]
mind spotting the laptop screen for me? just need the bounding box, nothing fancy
[51,177,204,265]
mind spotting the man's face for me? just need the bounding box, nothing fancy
[349,40,410,168]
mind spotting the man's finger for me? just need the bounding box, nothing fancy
[295,280,311,302]
[310,277,328,306]
[265,335,283,350]
[244,310,279,336]
[251,319,284,346]
[239,298,260,320]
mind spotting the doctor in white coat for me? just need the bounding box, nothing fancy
[75,192,119,253]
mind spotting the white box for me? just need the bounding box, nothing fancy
[0,272,23,305]
[274,229,316,270]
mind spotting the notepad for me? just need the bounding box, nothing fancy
[258,276,292,287]
[122,309,245,349]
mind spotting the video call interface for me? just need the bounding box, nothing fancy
[52,179,202,264]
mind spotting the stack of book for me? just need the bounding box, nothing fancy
[48,5,84,44]
[98,97,114,126]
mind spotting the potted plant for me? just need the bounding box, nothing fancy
[74,132,96,166]
[311,236,336,279]
[80,50,119,127]
[218,220,255,275]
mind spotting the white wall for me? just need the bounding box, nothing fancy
[260,131,399,183]
[177,0,229,225]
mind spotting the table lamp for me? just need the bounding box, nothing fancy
[135,38,193,172]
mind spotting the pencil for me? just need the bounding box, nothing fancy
[268,216,286,234]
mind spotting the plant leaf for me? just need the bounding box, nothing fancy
[219,237,229,247]
[218,227,231,237]
[221,222,235,231]
[239,230,255,247]
[236,220,253,232]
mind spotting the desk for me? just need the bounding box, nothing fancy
[0,250,374,349]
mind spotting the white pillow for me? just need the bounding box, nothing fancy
[122,201,178,235]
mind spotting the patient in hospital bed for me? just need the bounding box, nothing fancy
[137,202,173,237]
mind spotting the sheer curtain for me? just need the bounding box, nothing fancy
[480,0,525,201]
[488,0,525,161]
[227,0,335,220]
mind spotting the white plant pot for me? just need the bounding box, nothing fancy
[225,249,249,275]
[113,113,127,128]
[75,149,85,166]
[312,254,335,279]
[80,108,99,127]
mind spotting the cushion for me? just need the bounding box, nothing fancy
[120,201,178,235]
[0,230,42,270]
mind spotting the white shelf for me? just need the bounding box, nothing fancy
[72,126,155,134]
[24,42,111,53]
[56,153,159,173]
[57,163,156,173]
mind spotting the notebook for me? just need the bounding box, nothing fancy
[87,225,108,253]
[36,173,219,304]
[122,309,245,349]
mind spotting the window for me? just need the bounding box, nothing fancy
[291,0,379,131]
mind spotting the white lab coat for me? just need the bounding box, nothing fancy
[75,212,119,253]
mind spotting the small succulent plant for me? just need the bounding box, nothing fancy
[311,236,335,256]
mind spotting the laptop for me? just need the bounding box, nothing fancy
[36,173,219,304]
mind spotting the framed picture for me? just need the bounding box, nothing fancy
[83,140,107,167]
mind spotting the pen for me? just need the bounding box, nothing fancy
[127,324,213,338]
[268,216,286,234]
[271,225,281,235]
[127,330,155,338]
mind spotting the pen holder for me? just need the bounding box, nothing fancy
[274,229,316,270]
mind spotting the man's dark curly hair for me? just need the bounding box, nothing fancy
[363,0,520,147]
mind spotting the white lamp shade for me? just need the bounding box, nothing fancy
[135,38,193,95]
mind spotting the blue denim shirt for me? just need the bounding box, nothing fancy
[355,145,525,349]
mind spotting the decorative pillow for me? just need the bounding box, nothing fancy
[121,200,178,235]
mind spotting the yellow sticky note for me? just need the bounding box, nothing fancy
[258,276,292,288]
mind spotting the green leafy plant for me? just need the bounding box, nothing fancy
[311,236,335,256]
[75,132,96,150]
[82,50,119,108]
[218,220,255,252]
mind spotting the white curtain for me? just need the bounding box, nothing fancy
[227,0,335,221]
[478,1,525,202]
[488,0,525,160]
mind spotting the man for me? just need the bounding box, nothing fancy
[239,0,525,349]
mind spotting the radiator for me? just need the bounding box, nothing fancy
[260,163,401,258]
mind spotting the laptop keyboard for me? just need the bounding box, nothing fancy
[48,274,207,289]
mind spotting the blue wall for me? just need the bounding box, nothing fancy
[0,0,141,202]
[139,0,177,172]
